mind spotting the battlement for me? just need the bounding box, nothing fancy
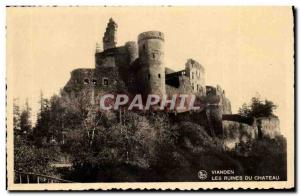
[138,31,164,43]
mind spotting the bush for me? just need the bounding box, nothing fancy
[231,136,287,179]
[14,137,59,175]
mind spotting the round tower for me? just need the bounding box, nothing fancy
[137,31,166,96]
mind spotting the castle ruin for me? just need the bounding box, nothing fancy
[62,18,280,147]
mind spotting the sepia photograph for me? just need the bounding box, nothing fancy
[6,6,295,190]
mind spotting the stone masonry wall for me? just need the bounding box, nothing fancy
[222,120,258,149]
[255,116,280,139]
[185,59,206,96]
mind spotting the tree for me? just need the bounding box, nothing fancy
[33,96,51,145]
[13,99,21,136]
[48,95,67,143]
[238,103,251,118]
[19,100,32,136]
[14,136,58,175]
[66,110,177,182]
[238,95,277,118]
[34,94,69,145]
[13,96,61,178]
[232,135,287,179]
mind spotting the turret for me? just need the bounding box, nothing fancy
[137,31,166,96]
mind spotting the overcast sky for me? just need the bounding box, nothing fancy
[7,7,294,136]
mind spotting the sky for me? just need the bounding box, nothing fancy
[6,6,294,136]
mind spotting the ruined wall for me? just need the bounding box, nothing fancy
[62,68,96,109]
[255,116,280,139]
[95,46,128,68]
[205,86,226,136]
[221,115,280,149]
[206,85,232,114]
[185,59,206,96]
[169,108,229,138]
[221,97,232,114]
[177,76,194,94]
[63,68,95,94]
[222,121,258,149]
[204,87,232,136]
[169,110,211,134]
[216,85,232,114]
[165,73,193,95]
[103,18,118,50]
[167,84,224,137]
[93,67,127,94]
[165,75,195,113]
[95,18,139,95]
[64,44,130,106]
[205,104,223,136]
[94,44,136,93]
[137,31,166,96]
[63,66,126,94]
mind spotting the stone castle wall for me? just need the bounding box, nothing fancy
[165,75,193,96]
[62,68,96,110]
[255,116,280,139]
[64,68,95,94]
[206,85,232,114]
[222,120,258,149]
[222,115,280,148]
[169,110,211,134]
[185,59,206,96]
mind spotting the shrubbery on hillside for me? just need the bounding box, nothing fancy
[13,94,287,182]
